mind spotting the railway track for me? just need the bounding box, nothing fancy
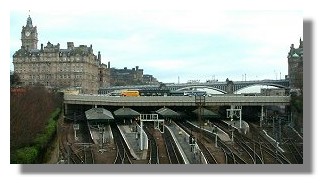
[249,124,291,164]
[175,121,218,164]
[110,123,134,164]
[280,125,303,164]
[197,140,218,164]
[162,126,185,164]
[58,124,83,164]
[214,120,293,164]
[144,124,159,164]
[176,121,243,164]
[285,139,303,164]
[234,132,264,164]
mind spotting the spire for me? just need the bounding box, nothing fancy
[98,51,101,64]
[299,37,303,48]
[26,11,33,28]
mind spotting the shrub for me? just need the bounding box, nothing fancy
[12,146,38,164]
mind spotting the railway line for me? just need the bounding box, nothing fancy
[213,119,294,164]
[206,127,247,164]
[110,123,134,164]
[197,140,218,164]
[249,123,292,164]
[162,125,185,164]
[59,112,300,164]
[144,123,159,164]
[284,139,303,164]
[58,124,83,164]
[176,121,243,164]
[281,125,303,164]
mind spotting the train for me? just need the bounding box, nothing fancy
[121,90,140,97]
[117,89,207,97]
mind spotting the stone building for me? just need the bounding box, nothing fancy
[143,74,159,85]
[109,65,144,86]
[260,88,287,96]
[12,15,109,94]
[287,38,303,91]
[12,15,159,92]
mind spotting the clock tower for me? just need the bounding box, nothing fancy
[21,15,38,50]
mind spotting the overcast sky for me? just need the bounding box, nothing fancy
[9,1,302,84]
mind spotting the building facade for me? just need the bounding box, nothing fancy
[12,15,159,93]
[109,65,144,86]
[13,15,109,94]
[287,38,303,91]
[142,74,159,85]
[260,88,287,96]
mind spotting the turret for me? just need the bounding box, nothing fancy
[67,42,74,49]
[26,15,33,28]
[299,37,303,48]
[98,51,101,64]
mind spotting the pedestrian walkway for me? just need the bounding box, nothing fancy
[118,125,148,160]
[166,122,206,164]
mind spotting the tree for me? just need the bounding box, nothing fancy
[10,86,59,150]
[10,72,21,86]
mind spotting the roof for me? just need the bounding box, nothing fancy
[30,49,40,53]
[113,107,140,117]
[192,108,219,118]
[292,53,299,58]
[85,108,114,120]
[156,107,181,118]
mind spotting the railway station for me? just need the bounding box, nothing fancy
[58,93,303,164]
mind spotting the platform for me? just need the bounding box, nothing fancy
[222,120,249,134]
[187,120,231,142]
[166,122,207,164]
[118,125,148,160]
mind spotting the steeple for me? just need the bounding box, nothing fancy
[21,12,38,50]
[26,15,33,28]
[299,37,303,48]
[26,11,33,28]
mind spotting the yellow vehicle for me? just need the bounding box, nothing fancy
[121,90,140,97]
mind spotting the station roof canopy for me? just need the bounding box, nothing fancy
[114,107,140,118]
[156,107,181,118]
[192,108,219,118]
[85,108,114,121]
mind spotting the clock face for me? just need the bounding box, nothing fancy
[25,31,31,37]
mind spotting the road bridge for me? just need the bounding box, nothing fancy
[64,94,290,115]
